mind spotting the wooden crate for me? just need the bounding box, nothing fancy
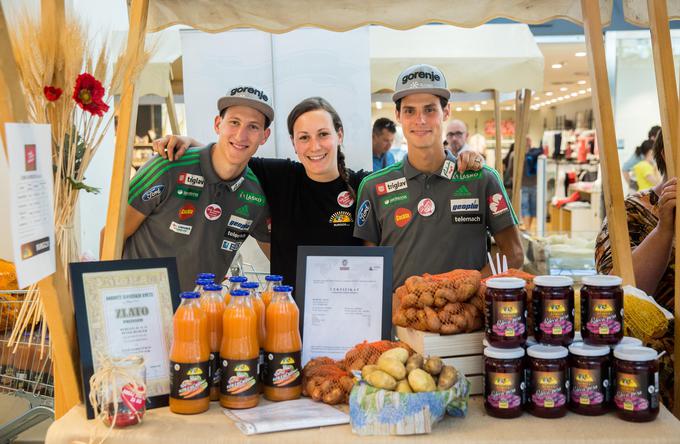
[396,327,484,395]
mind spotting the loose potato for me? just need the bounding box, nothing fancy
[323,387,344,404]
[377,356,407,380]
[424,356,443,376]
[396,379,413,393]
[365,370,397,390]
[405,354,424,374]
[408,368,437,392]
[361,364,379,379]
[437,365,459,390]
[380,347,409,364]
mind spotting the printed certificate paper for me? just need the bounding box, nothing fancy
[5,123,56,288]
[302,255,384,365]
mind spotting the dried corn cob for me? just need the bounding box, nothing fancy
[624,294,668,340]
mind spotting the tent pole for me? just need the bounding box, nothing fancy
[165,73,180,135]
[494,89,503,175]
[101,0,149,260]
[512,89,531,217]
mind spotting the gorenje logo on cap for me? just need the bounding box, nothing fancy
[230,86,268,102]
[402,70,441,85]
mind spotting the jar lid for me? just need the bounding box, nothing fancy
[534,275,573,287]
[614,336,643,350]
[484,346,525,359]
[614,346,658,362]
[241,281,259,289]
[265,275,283,281]
[527,344,568,359]
[569,342,610,357]
[228,276,248,283]
[525,336,538,347]
[581,275,622,287]
[274,285,294,293]
[486,277,525,289]
[203,283,223,292]
[230,289,249,297]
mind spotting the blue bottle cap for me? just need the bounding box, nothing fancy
[241,281,259,289]
[180,291,201,299]
[273,285,293,293]
[230,289,249,297]
[197,272,215,280]
[228,276,248,283]
[265,275,283,282]
[194,278,212,286]
[203,283,223,292]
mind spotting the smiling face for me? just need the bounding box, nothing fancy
[396,93,450,152]
[291,109,343,182]
[214,105,270,167]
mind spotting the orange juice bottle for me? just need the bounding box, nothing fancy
[194,274,214,293]
[241,282,266,348]
[199,283,226,401]
[220,289,259,409]
[263,285,302,401]
[261,275,283,307]
[169,292,210,414]
[224,276,247,305]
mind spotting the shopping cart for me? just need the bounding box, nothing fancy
[0,290,54,444]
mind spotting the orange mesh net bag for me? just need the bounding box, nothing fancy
[342,340,412,372]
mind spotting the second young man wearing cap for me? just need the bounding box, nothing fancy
[354,64,524,297]
[121,86,274,291]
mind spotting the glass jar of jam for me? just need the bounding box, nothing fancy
[532,276,574,346]
[526,345,568,418]
[613,346,659,422]
[483,346,525,418]
[580,275,623,346]
[568,342,610,415]
[485,278,527,349]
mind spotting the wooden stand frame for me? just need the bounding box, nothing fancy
[493,89,503,175]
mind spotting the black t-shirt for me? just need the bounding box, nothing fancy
[248,157,369,291]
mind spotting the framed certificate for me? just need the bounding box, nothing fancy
[70,258,180,419]
[295,246,393,366]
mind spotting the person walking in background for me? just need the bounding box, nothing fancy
[632,139,661,191]
[622,125,660,191]
[372,117,397,171]
[503,137,540,231]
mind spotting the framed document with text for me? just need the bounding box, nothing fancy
[295,246,393,366]
[70,258,180,419]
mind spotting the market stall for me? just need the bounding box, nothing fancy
[1,1,679,441]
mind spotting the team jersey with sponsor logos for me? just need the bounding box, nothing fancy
[123,145,270,291]
[247,157,367,294]
[353,150,517,289]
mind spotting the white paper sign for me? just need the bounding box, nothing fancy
[5,123,56,288]
[301,256,384,365]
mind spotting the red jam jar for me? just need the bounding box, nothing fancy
[483,346,525,418]
[580,275,623,346]
[613,346,659,422]
[485,278,527,349]
[526,345,568,418]
[532,276,574,346]
[568,342,611,415]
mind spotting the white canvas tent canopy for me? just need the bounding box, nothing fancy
[2,0,679,420]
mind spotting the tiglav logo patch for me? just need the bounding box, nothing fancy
[376,177,407,196]
[394,207,412,227]
[488,193,509,216]
[329,211,353,227]
[177,173,204,188]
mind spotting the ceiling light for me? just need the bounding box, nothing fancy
[545,92,553,97]
[375,101,383,110]
[468,107,475,111]
[559,87,568,92]
[577,80,587,85]
[557,97,564,101]
[481,101,487,105]
[578,90,586,94]
[570,92,578,97]
[455,107,462,112]
[552,63,563,69]
[534,96,540,101]
[587,87,592,92]
[504,106,512,111]
[575,51,586,57]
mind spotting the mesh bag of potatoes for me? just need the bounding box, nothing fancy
[302,340,411,405]
[349,348,470,435]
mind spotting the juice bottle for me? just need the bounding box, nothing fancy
[193,277,213,294]
[220,289,259,409]
[241,282,266,348]
[263,285,302,401]
[199,283,226,401]
[261,275,283,307]
[224,276,248,305]
[169,292,210,414]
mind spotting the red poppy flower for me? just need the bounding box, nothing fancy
[72,73,109,116]
[43,86,63,101]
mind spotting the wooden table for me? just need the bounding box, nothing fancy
[45,396,680,443]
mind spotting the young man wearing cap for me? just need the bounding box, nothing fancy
[354,64,524,297]
[120,86,274,291]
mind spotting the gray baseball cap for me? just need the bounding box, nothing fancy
[217,85,275,123]
[392,64,451,102]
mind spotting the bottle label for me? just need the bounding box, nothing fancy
[586,298,621,335]
[615,371,659,411]
[531,370,566,408]
[536,298,572,336]
[221,358,259,396]
[571,367,606,406]
[489,300,525,338]
[209,352,221,386]
[169,361,209,400]
[485,371,523,409]
[262,351,302,388]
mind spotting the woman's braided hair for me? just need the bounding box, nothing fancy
[287,97,355,199]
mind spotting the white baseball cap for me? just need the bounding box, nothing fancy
[392,64,451,102]
[217,85,275,123]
